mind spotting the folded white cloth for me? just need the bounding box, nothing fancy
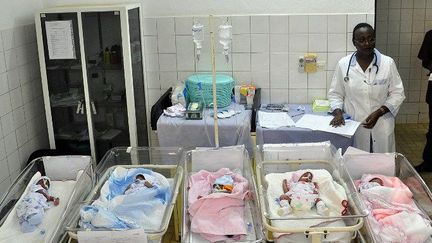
[217,109,240,119]
[258,111,295,128]
[164,104,186,117]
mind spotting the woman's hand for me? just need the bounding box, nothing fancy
[362,111,380,129]
[362,107,387,129]
[329,109,345,127]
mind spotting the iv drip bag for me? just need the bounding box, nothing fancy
[192,22,204,61]
[218,24,232,63]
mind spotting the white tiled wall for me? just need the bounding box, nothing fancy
[143,13,374,145]
[376,0,432,124]
[0,24,48,195]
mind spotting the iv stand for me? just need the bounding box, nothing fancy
[209,15,219,148]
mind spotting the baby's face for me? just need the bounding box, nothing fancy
[37,179,49,189]
[213,184,222,190]
[298,173,312,183]
[369,178,383,186]
[135,175,145,181]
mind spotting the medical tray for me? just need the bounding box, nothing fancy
[185,102,203,120]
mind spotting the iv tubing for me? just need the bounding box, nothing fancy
[209,15,219,148]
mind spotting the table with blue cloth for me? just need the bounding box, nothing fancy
[256,104,353,152]
[157,104,253,155]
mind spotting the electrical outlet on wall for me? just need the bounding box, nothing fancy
[298,56,305,73]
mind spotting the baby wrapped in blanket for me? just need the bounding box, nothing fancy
[188,168,249,242]
[16,176,60,233]
[80,167,171,231]
[357,174,432,243]
[124,173,154,195]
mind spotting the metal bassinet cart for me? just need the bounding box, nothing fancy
[182,145,264,242]
[0,155,94,243]
[255,142,368,243]
[343,152,432,243]
[62,147,184,243]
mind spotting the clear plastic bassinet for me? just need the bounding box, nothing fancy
[255,142,368,243]
[182,145,264,242]
[0,155,94,243]
[343,152,432,243]
[62,147,184,243]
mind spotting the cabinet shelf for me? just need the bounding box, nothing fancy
[56,128,123,142]
[46,65,82,71]
[88,63,123,71]
[51,100,81,108]
[47,64,123,71]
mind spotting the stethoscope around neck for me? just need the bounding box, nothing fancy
[344,51,379,82]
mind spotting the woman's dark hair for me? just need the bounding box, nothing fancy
[352,23,375,43]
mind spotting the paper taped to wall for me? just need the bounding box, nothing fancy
[45,20,76,59]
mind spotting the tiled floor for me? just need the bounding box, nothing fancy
[395,123,427,165]
[395,123,432,187]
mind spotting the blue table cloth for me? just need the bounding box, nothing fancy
[157,104,253,155]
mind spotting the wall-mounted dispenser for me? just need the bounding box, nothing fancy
[304,53,317,73]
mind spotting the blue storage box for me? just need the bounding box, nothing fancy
[185,73,235,108]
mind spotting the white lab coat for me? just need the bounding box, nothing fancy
[328,49,405,153]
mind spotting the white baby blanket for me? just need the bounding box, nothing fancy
[265,169,350,242]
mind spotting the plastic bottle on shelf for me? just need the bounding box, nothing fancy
[110,46,117,64]
[110,45,121,64]
[103,47,111,64]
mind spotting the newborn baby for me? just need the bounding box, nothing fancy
[278,172,328,216]
[358,177,383,192]
[212,175,234,194]
[124,173,153,195]
[16,176,60,233]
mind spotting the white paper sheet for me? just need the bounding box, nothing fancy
[45,20,76,59]
[295,114,360,137]
[258,111,295,128]
[77,229,148,243]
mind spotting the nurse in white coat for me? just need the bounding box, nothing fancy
[328,23,405,153]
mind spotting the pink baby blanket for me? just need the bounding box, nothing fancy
[188,168,249,242]
[357,174,432,243]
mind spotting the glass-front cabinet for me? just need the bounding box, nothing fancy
[36,4,148,162]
